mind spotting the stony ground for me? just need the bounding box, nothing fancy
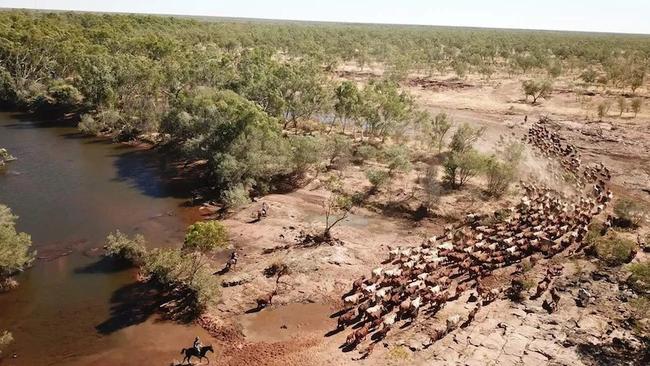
[194,67,649,366]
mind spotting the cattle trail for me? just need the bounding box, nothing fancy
[334,118,613,352]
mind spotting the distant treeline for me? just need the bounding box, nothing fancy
[0,10,647,199]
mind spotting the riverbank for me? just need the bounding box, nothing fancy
[0,111,211,365]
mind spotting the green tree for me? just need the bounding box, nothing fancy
[323,192,352,239]
[183,221,229,254]
[449,123,484,154]
[0,204,35,287]
[423,112,454,153]
[104,230,147,265]
[333,81,362,133]
[522,79,553,104]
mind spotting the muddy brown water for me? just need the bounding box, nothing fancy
[0,112,215,365]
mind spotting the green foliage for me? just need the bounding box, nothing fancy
[141,247,219,313]
[0,204,35,282]
[360,79,415,140]
[104,230,147,265]
[366,169,390,191]
[443,149,486,188]
[382,145,412,175]
[594,233,637,266]
[614,199,647,228]
[422,112,454,153]
[289,135,325,175]
[580,68,598,83]
[449,123,484,154]
[162,88,293,194]
[484,157,516,197]
[334,81,362,132]
[183,221,228,254]
[522,79,553,103]
[221,184,251,209]
[323,135,353,169]
[627,261,650,294]
[31,79,83,114]
[324,192,353,237]
[353,144,379,164]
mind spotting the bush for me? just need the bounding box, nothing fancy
[443,149,485,188]
[382,145,412,175]
[484,157,516,197]
[580,68,598,83]
[422,164,442,210]
[289,135,324,176]
[614,199,647,228]
[594,233,637,266]
[449,123,484,154]
[221,184,251,209]
[627,261,650,294]
[104,230,147,265]
[324,135,352,169]
[141,248,219,314]
[366,169,390,191]
[0,204,35,282]
[631,98,642,118]
[183,221,228,254]
[522,79,552,103]
[353,144,379,164]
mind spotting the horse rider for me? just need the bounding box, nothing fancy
[193,336,202,354]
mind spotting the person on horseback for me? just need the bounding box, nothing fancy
[193,336,202,354]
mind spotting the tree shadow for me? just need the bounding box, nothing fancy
[74,256,133,274]
[111,148,195,200]
[95,281,166,335]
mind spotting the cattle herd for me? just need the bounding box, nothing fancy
[335,119,613,353]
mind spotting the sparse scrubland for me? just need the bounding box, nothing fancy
[1,9,650,366]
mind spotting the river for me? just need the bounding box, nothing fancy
[0,112,214,365]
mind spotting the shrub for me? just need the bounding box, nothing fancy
[580,68,598,83]
[597,100,611,121]
[627,261,650,294]
[324,135,352,169]
[484,157,516,197]
[522,79,552,103]
[366,169,390,191]
[616,96,627,117]
[353,144,379,164]
[323,192,353,238]
[0,204,35,282]
[290,135,324,176]
[221,184,250,210]
[614,199,647,228]
[443,149,485,188]
[631,98,642,117]
[183,221,228,254]
[422,112,453,153]
[104,230,147,265]
[422,164,442,210]
[594,233,637,266]
[449,123,484,154]
[382,145,412,175]
[141,248,219,314]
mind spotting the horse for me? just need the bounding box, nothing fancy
[180,345,214,365]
